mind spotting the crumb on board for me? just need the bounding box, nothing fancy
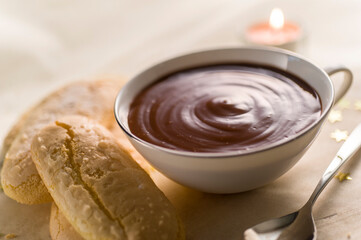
[330,129,348,142]
[328,110,343,123]
[335,172,352,182]
[347,233,351,239]
[5,233,17,239]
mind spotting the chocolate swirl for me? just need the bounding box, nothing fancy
[128,65,321,153]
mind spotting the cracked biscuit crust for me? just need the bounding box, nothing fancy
[50,203,83,240]
[31,116,184,240]
[1,79,123,204]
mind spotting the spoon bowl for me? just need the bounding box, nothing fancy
[244,123,361,240]
[245,204,315,240]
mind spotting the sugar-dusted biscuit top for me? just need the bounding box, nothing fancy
[31,116,184,240]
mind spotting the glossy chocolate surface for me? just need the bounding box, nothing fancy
[128,65,321,153]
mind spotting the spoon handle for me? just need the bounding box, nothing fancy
[308,123,361,206]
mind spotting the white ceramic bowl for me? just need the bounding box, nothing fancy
[114,47,352,193]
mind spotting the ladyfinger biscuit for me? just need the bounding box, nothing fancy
[31,116,184,240]
[0,109,32,163]
[49,126,159,240]
[1,79,123,204]
[50,203,83,240]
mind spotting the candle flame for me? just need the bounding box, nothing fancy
[269,8,284,30]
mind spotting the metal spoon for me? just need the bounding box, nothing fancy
[244,123,361,240]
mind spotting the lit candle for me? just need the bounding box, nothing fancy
[245,8,302,50]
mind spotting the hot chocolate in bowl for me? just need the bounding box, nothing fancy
[115,47,352,193]
[128,65,322,153]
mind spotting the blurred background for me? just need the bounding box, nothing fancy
[1,1,361,239]
[1,0,360,137]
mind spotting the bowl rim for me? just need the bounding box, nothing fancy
[114,46,334,158]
